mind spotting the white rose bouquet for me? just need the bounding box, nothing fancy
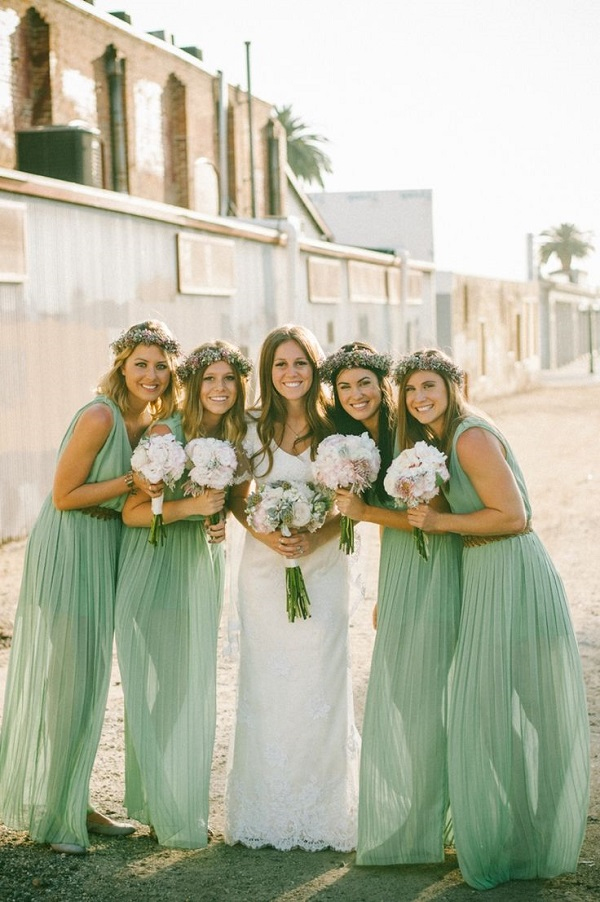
[312,432,381,554]
[130,433,187,546]
[183,437,244,525]
[245,479,332,622]
[383,440,449,561]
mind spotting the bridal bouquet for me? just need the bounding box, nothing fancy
[312,432,381,554]
[383,440,449,561]
[131,433,187,546]
[245,479,332,622]
[183,437,241,524]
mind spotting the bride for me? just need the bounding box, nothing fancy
[225,324,359,851]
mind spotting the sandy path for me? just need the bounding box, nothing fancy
[0,376,599,901]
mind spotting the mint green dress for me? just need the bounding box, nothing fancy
[357,490,462,864]
[114,414,224,849]
[445,416,589,890]
[0,397,128,847]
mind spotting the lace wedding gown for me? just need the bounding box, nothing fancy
[225,425,360,851]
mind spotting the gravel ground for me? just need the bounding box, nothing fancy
[0,379,598,901]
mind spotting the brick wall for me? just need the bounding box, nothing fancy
[1,0,275,215]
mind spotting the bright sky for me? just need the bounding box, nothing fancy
[93,0,600,285]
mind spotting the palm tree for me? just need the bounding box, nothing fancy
[274,105,333,188]
[539,223,594,283]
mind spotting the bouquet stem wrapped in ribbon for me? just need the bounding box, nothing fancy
[383,440,450,561]
[312,432,381,555]
[130,433,187,546]
[245,479,332,622]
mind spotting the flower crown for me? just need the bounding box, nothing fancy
[110,323,182,357]
[394,351,465,386]
[319,346,393,384]
[176,345,253,382]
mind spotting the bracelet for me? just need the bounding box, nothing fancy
[124,470,137,495]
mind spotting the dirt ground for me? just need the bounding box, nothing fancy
[0,373,599,902]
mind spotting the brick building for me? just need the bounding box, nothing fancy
[0,0,287,218]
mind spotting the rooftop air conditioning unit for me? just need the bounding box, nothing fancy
[16,125,103,188]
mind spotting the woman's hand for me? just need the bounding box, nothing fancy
[406,504,444,533]
[187,488,226,519]
[136,475,164,498]
[257,529,312,559]
[335,488,366,521]
[206,513,226,544]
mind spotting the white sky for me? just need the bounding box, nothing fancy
[93,0,600,285]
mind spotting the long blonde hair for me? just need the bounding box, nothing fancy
[179,340,250,444]
[252,324,334,473]
[97,320,182,419]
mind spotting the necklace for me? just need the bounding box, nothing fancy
[285,421,308,441]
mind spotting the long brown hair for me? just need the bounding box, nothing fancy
[395,348,468,456]
[252,324,334,474]
[179,341,249,445]
[97,320,181,419]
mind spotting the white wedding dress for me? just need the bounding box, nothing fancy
[225,424,360,851]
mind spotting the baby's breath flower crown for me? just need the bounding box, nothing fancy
[176,345,253,382]
[394,350,465,387]
[319,345,393,384]
[110,322,182,357]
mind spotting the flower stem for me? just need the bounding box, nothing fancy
[339,515,355,555]
[412,526,429,561]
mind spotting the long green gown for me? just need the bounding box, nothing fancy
[0,397,128,847]
[445,416,589,890]
[114,414,223,849]
[356,490,462,864]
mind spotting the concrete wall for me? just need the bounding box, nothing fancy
[437,272,540,401]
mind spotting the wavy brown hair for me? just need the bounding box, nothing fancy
[252,324,334,474]
[97,320,181,419]
[180,341,249,445]
[395,348,469,456]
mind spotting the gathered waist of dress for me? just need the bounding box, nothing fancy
[77,505,122,521]
[462,524,532,548]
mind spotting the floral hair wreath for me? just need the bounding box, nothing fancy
[394,351,465,387]
[176,345,253,382]
[110,323,182,357]
[319,346,393,384]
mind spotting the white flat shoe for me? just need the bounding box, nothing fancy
[87,816,135,837]
[50,842,87,855]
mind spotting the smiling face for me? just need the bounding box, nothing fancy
[121,343,171,408]
[404,369,449,438]
[271,339,314,401]
[335,367,382,435]
[200,360,238,420]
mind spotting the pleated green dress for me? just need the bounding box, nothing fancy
[445,416,589,890]
[357,491,462,865]
[0,397,128,847]
[114,413,223,849]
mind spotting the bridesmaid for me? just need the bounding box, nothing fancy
[404,347,590,889]
[115,340,252,849]
[0,320,181,854]
[322,342,462,865]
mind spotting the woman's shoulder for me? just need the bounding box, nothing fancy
[454,415,506,461]
[74,396,117,433]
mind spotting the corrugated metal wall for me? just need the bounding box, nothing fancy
[0,180,430,540]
